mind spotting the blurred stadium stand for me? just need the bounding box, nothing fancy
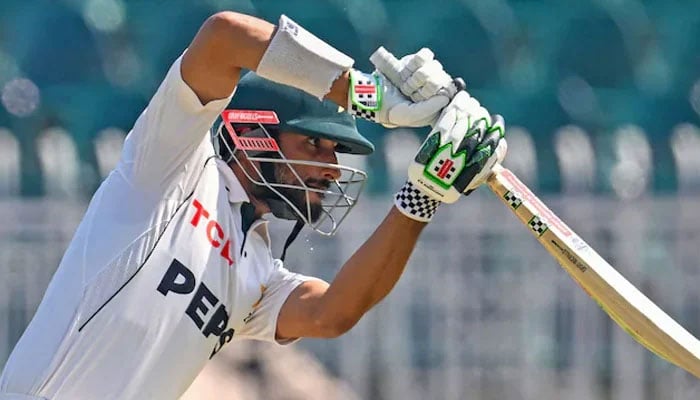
[0,0,697,197]
[0,129,20,197]
[2,1,700,399]
[672,123,700,193]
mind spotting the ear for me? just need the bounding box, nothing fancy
[229,149,259,175]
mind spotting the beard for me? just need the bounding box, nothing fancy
[252,163,330,223]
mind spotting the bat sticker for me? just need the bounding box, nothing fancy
[528,216,549,237]
[550,240,588,273]
[503,191,522,209]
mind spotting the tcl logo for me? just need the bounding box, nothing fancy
[190,199,234,266]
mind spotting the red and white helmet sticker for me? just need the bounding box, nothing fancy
[220,110,280,152]
[234,136,280,152]
[222,109,280,124]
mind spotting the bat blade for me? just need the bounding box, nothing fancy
[487,164,700,378]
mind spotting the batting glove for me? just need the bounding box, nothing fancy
[347,48,455,128]
[395,92,508,222]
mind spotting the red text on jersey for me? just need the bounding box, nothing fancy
[190,199,235,266]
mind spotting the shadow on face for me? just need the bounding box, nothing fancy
[251,131,342,222]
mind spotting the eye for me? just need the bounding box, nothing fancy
[307,137,319,147]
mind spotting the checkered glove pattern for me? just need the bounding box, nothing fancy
[394,180,440,223]
[350,105,377,121]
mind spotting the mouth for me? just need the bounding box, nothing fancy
[310,190,326,200]
[306,180,331,191]
[304,179,332,201]
[308,185,329,191]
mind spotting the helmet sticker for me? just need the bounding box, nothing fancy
[221,110,280,152]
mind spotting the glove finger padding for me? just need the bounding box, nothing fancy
[447,126,485,193]
[372,46,459,103]
[401,60,447,98]
[445,105,477,150]
[398,48,434,81]
[458,114,507,194]
[416,72,454,101]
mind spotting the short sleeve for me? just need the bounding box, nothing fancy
[234,260,316,344]
[117,52,234,195]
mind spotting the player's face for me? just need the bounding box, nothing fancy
[272,131,341,222]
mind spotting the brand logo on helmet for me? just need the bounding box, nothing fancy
[223,109,280,125]
[221,110,282,152]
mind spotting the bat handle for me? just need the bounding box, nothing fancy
[491,163,505,174]
[452,77,466,92]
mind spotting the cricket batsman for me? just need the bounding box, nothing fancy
[0,11,506,399]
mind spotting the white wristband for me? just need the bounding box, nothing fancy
[256,15,355,100]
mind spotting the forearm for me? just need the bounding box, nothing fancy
[182,12,350,105]
[318,207,426,329]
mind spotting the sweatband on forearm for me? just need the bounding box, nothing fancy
[256,15,355,100]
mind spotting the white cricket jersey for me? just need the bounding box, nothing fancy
[0,55,315,400]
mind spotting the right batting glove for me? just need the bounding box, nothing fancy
[394,91,508,222]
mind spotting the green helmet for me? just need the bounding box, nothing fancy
[227,71,374,155]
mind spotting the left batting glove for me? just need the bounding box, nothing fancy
[347,48,455,128]
[394,91,508,222]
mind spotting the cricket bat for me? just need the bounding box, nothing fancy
[487,163,700,378]
[369,46,700,378]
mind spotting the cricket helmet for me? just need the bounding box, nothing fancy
[212,72,371,237]
[223,72,374,155]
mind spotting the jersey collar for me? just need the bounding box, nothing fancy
[215,158,272,248]
[215,158,250,204]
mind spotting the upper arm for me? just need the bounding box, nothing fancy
[118,55,230,194]
[232,262,323,344]
[119,12,275,194]
[275,278,360,340]
[275,279,334,341]
[181,12,275,104]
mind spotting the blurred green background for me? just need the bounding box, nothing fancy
[1,0,699,199]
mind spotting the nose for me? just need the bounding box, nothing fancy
[321,150,341,181]
[323,166,341,181]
